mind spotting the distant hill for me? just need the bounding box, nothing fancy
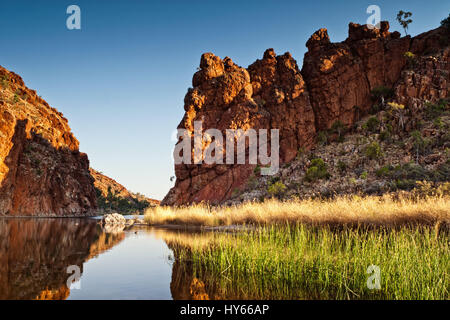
[90,168,159,214]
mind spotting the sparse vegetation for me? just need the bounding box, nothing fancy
[12,93,20,104]
[360,171,368,179]
[404,51,416,68]
[96,187,150,215]
[424,100,448,120]
[331,120,346,142]
[296,147,304,160]
[387,102,406,130]
[1,74,9,89]
[304,158,330,182]
[247,175,258,189]
[376,166,390,177]
[363,116,380,133]
[411,130,430,161]
[317,131,328,146]
[365,141,383,160]
[267,181,287,198]
[379,124,392,142]
[337,160,347,173]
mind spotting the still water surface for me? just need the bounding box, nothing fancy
[0,217,197,300]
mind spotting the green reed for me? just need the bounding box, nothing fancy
[171,224,449,300]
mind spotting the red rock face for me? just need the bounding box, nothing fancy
[302,21,410,131]
[395,47,450,108]
[0,66,97,216]
[163,50,316,205]
[163,23,449,206]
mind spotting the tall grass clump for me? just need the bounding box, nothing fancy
[145,194,450,227]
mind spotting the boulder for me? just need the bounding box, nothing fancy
[100,213,126,226]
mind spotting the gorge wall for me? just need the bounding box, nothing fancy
[163,22,449,206]
[0,66,97,216]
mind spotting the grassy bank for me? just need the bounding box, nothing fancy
[166,225,449,300]
[145,193,450,227]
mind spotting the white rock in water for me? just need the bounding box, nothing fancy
[101,213,126,226]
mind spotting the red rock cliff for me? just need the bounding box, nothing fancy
[163,49,315,205]
[163,22,449,206]
[0,66,97,216]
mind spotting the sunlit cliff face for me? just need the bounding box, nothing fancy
[0,66,97,216]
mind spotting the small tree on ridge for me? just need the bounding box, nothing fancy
[397,10,413,36]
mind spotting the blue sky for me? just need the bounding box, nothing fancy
[0,0,448,199]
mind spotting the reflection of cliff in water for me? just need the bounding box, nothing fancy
[0,218,124,300]
[159,230,223,300]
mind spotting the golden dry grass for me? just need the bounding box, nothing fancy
[144,194,450,227]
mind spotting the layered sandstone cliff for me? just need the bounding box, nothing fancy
[163,22,449,206]
[0,66,97,216]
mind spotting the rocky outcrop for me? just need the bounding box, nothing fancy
[163,49,316,205]
[395,47,449,108]
[164,22,449,206]
[302,22,410,130]
[0,66,97,216]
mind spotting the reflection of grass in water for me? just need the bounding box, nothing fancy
[168,225,449,300]
[145,195,450,227]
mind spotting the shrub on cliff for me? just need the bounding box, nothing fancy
[1,74,9,89]
[317,131,328,146]
[331,120,347,142]
[363,116,380,133]
[411,130,431,160]
[267,181,287,198]
[424,100,448,120]
[305,158,330,182]
[364,141,383,160]
[404,51,417,69]
[337,160,347,173]
[387,102,406,131]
